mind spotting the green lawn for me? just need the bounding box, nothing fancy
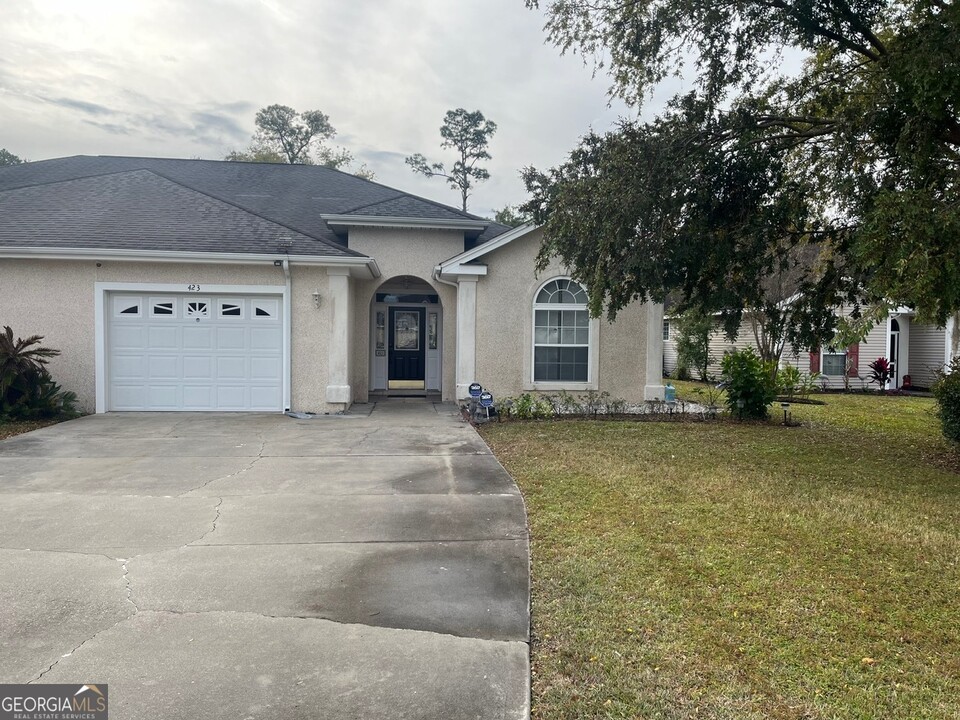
[482,389,960,719]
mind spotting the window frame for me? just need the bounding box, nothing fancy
[821,351,847,377]
[529,276,597,390]
[662,319,671,341]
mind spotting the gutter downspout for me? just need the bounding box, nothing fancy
[282,259,292,412]
[432,264,458,290]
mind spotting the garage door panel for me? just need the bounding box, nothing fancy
[112,326,147,350]
[111,385,147,410]
[183,326,214,349]
[108,293,283,412]
[217,386,249,410]
[250,327,282,349]
[216,356,247,379]
[250,356,281,379]
[182,385,215,410]
[217,326,247,350]
[147,385,181,409]
[183,356,214,379]
[148,355,179,379]
[250,386,282,410]
[147,326,179,350]
[112,354,146,380]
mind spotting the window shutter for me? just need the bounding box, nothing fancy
[809,349,820,373]
[846,343,860,377]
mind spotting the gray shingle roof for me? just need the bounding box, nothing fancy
[340,195,477,221]
[0,169,348,256]
[0,156,512,257]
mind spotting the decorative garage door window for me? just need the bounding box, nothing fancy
[533,278,590,382]
[185,299,210,318]
[218,300,243,318]
[150,299,176,317]
[113,297,142,317]
[394,310,420,351]
[253,299,278,318]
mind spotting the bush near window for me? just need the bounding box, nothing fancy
[933,358,960,442]
[720,348,777,419]
[0,327,79,421]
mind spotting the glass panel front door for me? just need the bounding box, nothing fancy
[388,307,426,389]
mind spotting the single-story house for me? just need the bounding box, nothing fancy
[0,156,666,413]
[663,305,955,390]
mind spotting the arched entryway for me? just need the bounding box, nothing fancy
[369,275,443,395]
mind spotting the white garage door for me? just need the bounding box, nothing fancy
[107,293,284,411]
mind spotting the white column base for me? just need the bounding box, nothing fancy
[326,384,352,404]
[644,384,666,401]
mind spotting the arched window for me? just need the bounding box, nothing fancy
[533,278,590,382]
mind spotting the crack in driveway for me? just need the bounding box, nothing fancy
[180,437,266,495]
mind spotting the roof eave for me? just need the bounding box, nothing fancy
[320,214,489,238]
[438,222,539,276]
[0,247,381,278]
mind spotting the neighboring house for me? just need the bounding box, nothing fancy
[0,156,666,414]
[664,306,954,390]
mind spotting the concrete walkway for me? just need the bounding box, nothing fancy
[0,401,530,719]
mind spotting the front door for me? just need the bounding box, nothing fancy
[889,318,900,389]
[388,307,426,389]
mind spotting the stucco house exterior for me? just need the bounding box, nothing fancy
[0,156,665,414]
[664,305,955,390]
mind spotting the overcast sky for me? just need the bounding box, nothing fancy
[1,0,684,218]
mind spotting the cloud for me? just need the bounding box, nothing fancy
[46,96,115,116]
[189,111,248,142]
[81,119,132,135]
[0,0,661,210]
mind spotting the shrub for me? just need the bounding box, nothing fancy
[933,358,960,442]
[0,327,79,421]
[799,371,821,399]
[674,309,713,382]
[777,365,802,400]
[720,348,777,419]
[578,390,615,418]
[777,366,821,400]
[868,357,893,391]
[502,393,553,420]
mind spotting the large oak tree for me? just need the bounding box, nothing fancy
[522,0,960,350]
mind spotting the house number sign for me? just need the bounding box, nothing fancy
[187,284,202,292]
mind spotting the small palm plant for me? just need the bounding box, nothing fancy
[0,327,77,420]
[0,326,60,396]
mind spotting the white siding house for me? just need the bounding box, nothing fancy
[665,306,951,390]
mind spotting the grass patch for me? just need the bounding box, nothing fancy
[0,418,59,440]
[483,391,960,719]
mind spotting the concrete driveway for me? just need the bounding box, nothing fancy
[0,401,529,719]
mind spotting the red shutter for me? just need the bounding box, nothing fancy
[809,349,821,373]
[846,343,860,377]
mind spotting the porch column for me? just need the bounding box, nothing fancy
[326,268,353,405]
[947,314,958,367]
[455,276,478,400]
[644,301,666,401]
[898,314,911,389]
